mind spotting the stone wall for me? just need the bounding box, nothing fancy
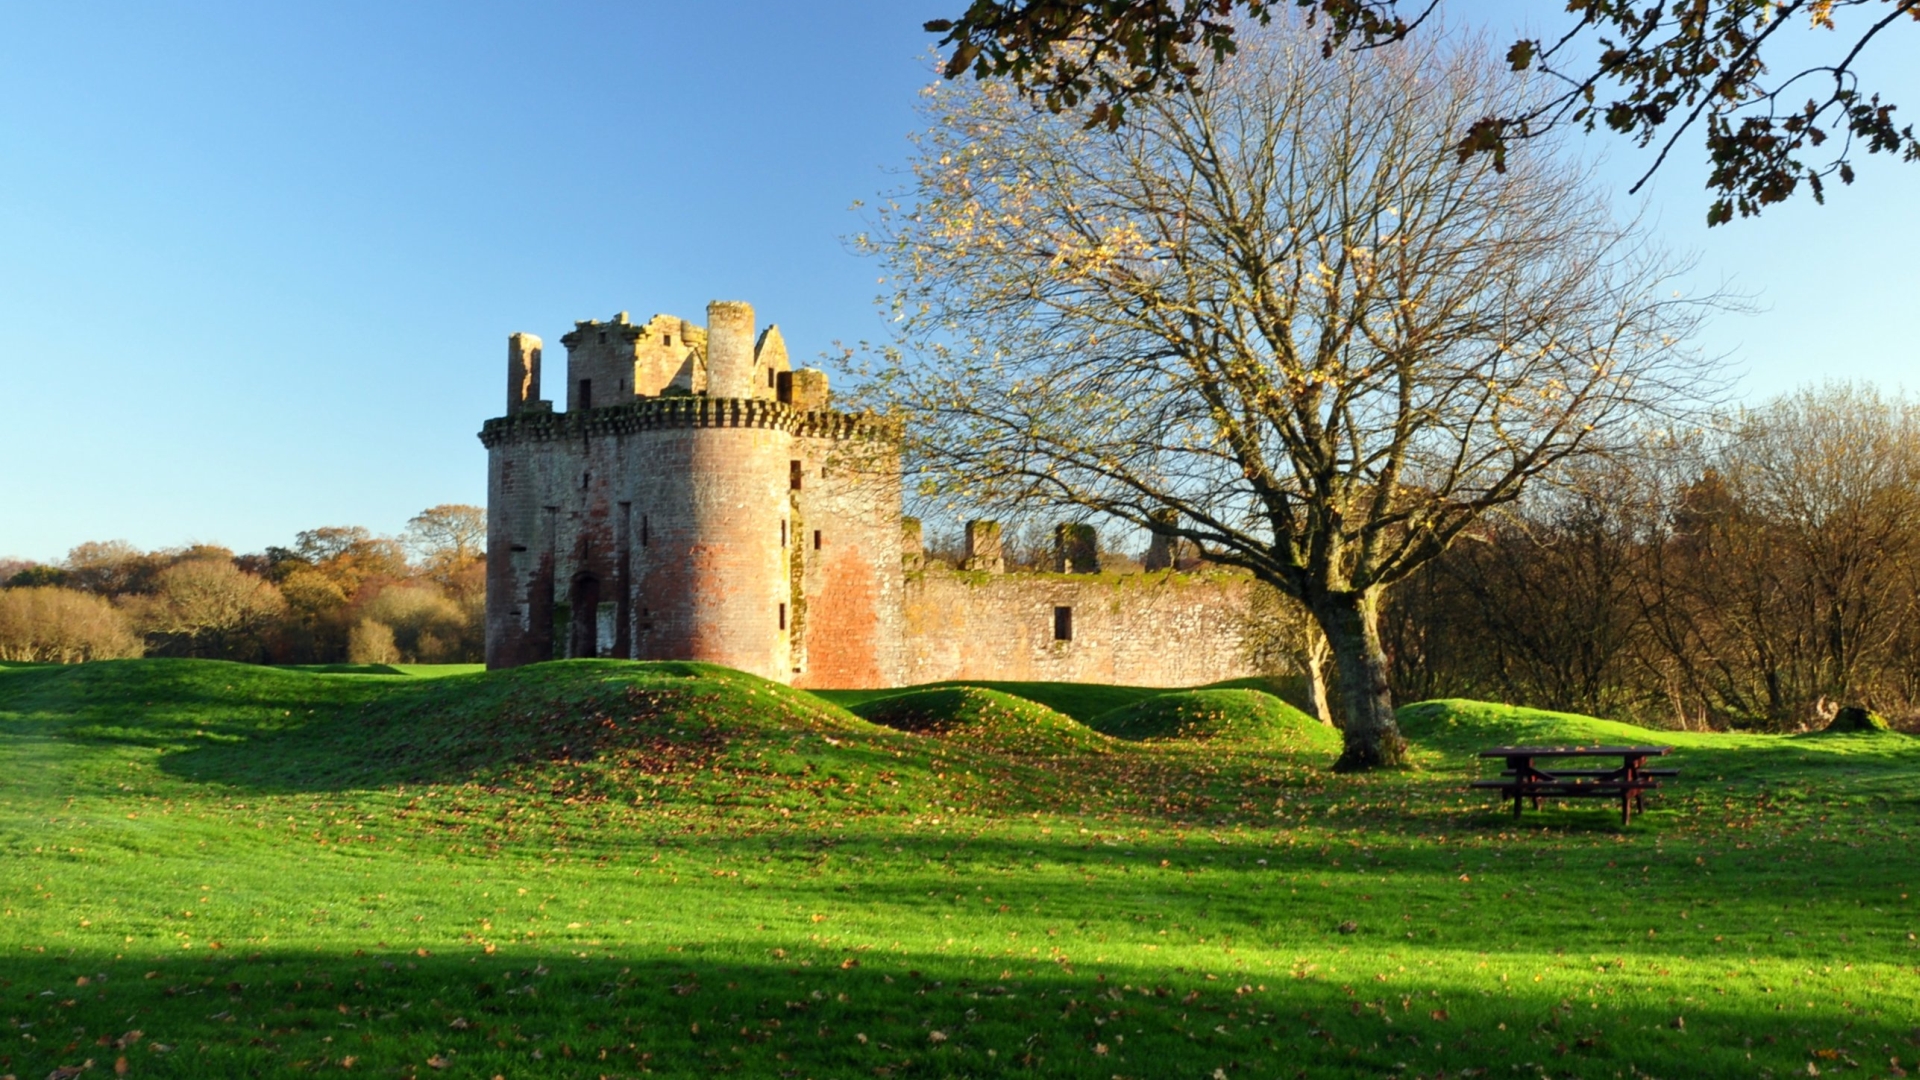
[790,434,905,689]
[899,567,1258,687]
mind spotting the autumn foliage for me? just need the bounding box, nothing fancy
[0,504,486,664]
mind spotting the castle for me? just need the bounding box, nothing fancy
[480,300,1259,689]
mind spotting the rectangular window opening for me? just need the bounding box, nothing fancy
[781,519,788,547]
[778,603,787,631]
[789,460,802,491]
[767,369,776,389]
[640,516,650,547]
[812,529,822,550]
[578,378,592,410]
[1053,606,1074,642]
[664,334,672,346]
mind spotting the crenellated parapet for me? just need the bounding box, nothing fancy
[478,396,894,448]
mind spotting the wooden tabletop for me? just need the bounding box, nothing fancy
[1477,745,1672,758]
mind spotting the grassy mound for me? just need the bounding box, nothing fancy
[1394,698,1667,753]
[851,685,1109,755]
[0,658,936,814]
[217,660,936,812]
[1090,688,1338,754]
[1199,674,1326,719]
[822,675,1325,725]
[823,680,1153,723]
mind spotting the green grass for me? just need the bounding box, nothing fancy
[851,687,1113,757]
[1087,688,1339,755]
[2,661,1917,1078]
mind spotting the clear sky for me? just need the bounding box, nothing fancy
[2,2,1912,564]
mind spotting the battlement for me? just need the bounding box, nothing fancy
[479,394,892,448]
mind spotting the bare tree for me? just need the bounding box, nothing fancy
[1394,461,1664,719]
[860,19,1720,768]
[404,505,487,581]
[62,540,165,598]
[129,558,287,661]
[1645,385,1920,725]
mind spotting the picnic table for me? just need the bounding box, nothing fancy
[1472,745,1675,825]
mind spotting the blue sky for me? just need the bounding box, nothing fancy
[2,2,1913,563]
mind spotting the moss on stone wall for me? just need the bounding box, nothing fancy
[788,494,807,671]
[550,601,571,661]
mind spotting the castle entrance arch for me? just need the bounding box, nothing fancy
[569,573,600,659]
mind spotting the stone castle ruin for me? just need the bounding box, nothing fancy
[481,300,1259,688]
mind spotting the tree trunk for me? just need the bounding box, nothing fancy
[1311,589,1408,770]
[1304,621,1335,726]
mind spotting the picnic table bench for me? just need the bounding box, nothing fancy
[1471,745,1676,825]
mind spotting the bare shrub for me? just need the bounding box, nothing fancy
[361,584,472,663]
[347,618,400,665]
[0,587,143,663]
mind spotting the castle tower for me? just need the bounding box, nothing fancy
[481,299,901,685]
[644,399,794,681]
[487,333,556,667]
[705,300,756,399]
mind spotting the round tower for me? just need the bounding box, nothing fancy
[628,399,794,682]
[705,300,756,399]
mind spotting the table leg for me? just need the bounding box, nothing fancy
[1620,790,1631,826]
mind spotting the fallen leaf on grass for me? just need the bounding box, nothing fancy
[427,1055,450,1069]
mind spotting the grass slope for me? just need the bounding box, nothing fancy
[1089,687,1340,755]
[851,686,1111,757]
[816,674,1320,725]
[0,661,1917,1079]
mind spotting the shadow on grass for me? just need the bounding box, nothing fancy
[2,944,1905,1079]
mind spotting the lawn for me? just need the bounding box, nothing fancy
[1,659,1915,1079]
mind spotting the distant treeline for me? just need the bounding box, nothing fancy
[0,505,485,666]
[1382,384,1920,732]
